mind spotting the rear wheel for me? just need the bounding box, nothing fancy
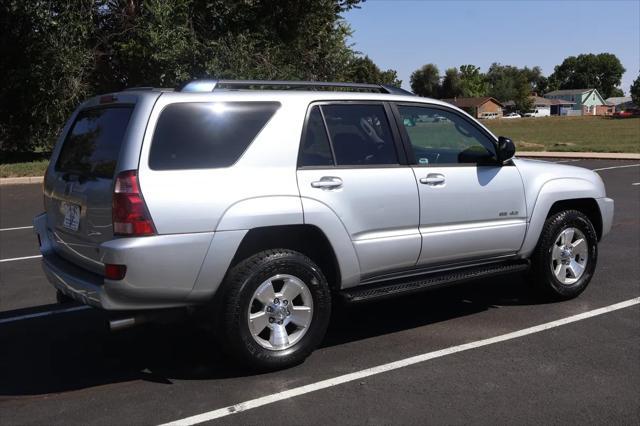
[529,210,598,300]
[218,249,331,371]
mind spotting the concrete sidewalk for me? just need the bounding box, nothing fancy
[0,176,44,186]
[1,152,639,185]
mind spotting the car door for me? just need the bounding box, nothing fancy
[393,103,527,267]
[296,102,420,278]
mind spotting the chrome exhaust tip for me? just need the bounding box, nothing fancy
[109,317,136,332]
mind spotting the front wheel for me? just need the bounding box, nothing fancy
[529,210,598,300]
[218,249,331,371]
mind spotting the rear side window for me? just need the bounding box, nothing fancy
[299,106,334,166]
[56,106,133,179]
[149,102,279,170]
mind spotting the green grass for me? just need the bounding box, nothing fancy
[483,115,640,153]
[0,152,50,178]
[0,160,49,178]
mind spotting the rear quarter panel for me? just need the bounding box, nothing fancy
[137,93,306,234]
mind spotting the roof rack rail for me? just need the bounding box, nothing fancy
[122,87,175,92]
[178,79,414,96]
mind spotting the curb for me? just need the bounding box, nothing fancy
[0,176,44,186]
[517,151,640,160]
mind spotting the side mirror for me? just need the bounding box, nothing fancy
[497,136,516,163]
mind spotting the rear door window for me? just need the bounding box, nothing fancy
[56,106,133,179]
[321,104,398,166]
[149,102,280,170]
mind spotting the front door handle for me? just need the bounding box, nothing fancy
[419,173,445,185]
[311,176,343,189]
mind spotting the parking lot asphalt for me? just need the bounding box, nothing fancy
[0,159,639,425]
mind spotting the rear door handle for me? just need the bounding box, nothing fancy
[419,173,445,185]
[311,176,343,189]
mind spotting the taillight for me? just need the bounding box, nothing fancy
[112,170,155,236]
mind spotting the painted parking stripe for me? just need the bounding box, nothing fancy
[0,225,33,232]
[592,164,640,172]
[0,305,91,325]
[159,297,640,426]
[632,183,640,186]
[0,254,42,263]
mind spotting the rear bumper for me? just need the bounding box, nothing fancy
[596,197,614,239]
[34,213,215,310]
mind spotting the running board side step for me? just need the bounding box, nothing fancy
[341,261,530,303]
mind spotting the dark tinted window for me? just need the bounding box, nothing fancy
[322,104,397,166]
[398,105,497,165]
[299,106,333,166]
[56,106,133,179]
[149,102,279,170]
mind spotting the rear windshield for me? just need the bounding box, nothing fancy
[56,106,133,179]
[149,102,280,170]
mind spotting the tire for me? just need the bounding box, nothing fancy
[529,210,598,300]
[218,249,331,371]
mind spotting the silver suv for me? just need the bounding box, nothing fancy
[34,80,614,370]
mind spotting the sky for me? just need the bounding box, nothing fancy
[344,0,640,95]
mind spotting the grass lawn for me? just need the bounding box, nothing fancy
[0,151,50,178]
[483,115,640,153]
[0,160,49,178]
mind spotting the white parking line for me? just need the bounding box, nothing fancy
[0,225,33,232]
[632,183,640,186]
[592,164,640,172]
[0,305,91,325]
[0,255,42,263]
[554,159,582,163]
[159,297,640,426]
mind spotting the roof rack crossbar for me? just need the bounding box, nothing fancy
[179,79,413,95]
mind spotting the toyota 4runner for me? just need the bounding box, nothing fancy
[34,80,614,370]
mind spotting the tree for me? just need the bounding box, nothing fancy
[2,0,399,154]
[548,53,626,99]
[343,55,402,87]
[410,64,440,98]
[93,0,365,90]
[441,67,462,99]
[486,63,521,101]
[458,64,487,97]
[0,0,95,153]
[608,87,624,98]
[485,63,535,112]
[513,73,534,113]
[631,74,640,106]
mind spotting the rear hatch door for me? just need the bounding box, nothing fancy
[45,104,134,274]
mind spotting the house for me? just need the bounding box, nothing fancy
[503,96,574,115]
[606,96,637,112]
[442,97,503,118]
[530,96,552,116]
[546,98,576,115]
[544,88,611,115]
